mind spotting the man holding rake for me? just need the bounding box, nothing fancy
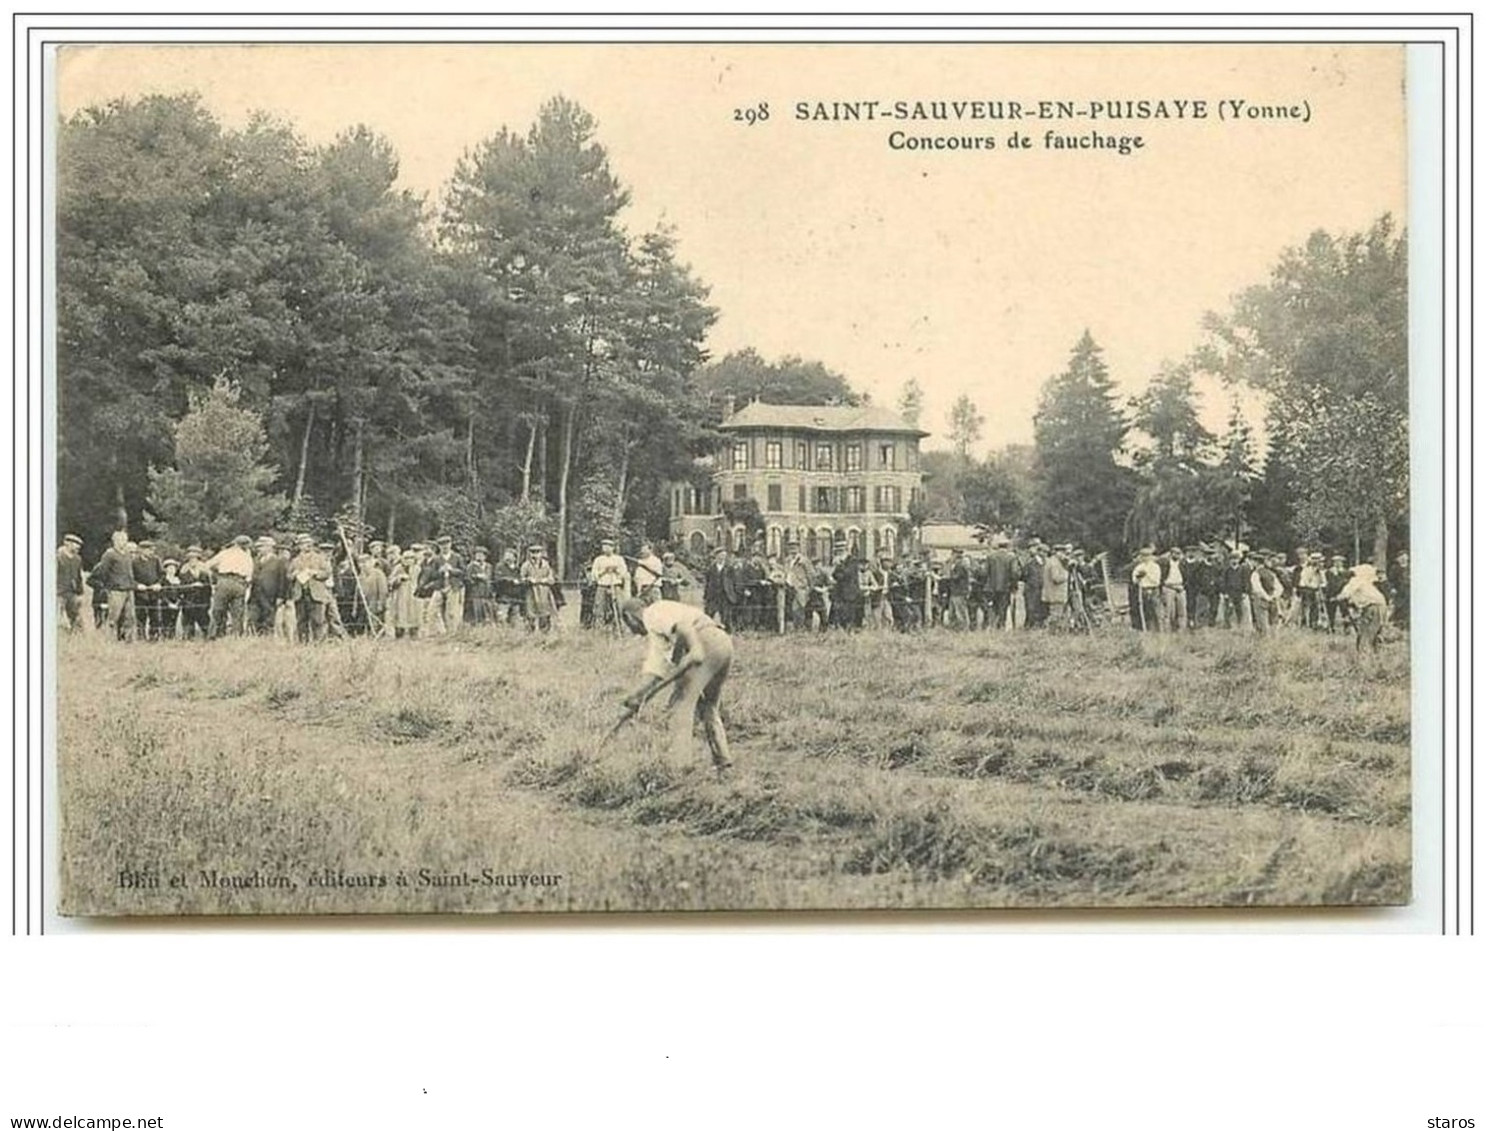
[615,597,734,773]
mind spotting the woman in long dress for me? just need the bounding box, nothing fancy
[519,544,557,632]
[388,550,419,638]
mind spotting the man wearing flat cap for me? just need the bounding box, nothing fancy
[436,535,467,631]
[465,547,492,626]
[1130,546,1162,632]
[1296,551,1326,630]
[132,539,164,641]
[413,538,457,635]
[1040,544,1071,630]
[1249,551,1285,635]
[94,530,137,641]
[56,534,85,630]
[1219,546,1252,630]
[206,535,255,638]
[493,548,523,626]
[983,534,1017,630]
[590,537,631,633]
[249,535,290,638]
[703,545,732,629]
[1067,547,1095,631]
[289,537,335,642]
[659,550,689,605]
[1020,540,1047,629]
[1156,547,1186,633]
[317,541,351,638]
[1181,546,1208,630]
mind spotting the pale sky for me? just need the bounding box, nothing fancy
[57,43,1407,454]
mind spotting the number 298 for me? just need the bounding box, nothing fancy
[734,102,770,126]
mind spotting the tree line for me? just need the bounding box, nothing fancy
[58,91,1408,573]
[60,93,723,578]
[901,214,1409,567]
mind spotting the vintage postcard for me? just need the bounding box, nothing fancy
[51,42,1411,915]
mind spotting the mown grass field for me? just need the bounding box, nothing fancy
[57,618,1411,915]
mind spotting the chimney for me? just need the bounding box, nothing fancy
[724,394,737,418]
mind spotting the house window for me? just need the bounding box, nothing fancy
[879,443,896,469]
[845,443,862,472]
[798,485,807,513]
[814,486,834,513]
[765,441,782,470]
[875,486,901,513]
[845,486,865,514]
[733,483,748,502]
[815,442,833,470]
[906,445,919,471]
[732,441,749,470]
[795,441,809,469]
[767,484,783,512]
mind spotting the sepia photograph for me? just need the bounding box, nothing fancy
[50,41,1412,916]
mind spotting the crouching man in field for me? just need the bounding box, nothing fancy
[618,597,734,773]
[1338,562,1388,654]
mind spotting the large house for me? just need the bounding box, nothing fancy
[668,400,929,561]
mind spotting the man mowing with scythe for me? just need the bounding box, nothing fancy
[611,596,734,773]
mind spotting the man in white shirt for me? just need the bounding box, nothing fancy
[590,538,631,631]
[630,541,664,605]
[1160,548,1186,632]
[1338,562,1388,653]
[618,598,733,771]
[1130,546,1162,632]
[205,534,256,638]
[1249,552,1285,635]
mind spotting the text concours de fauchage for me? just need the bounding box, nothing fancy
[760,98,1311,155]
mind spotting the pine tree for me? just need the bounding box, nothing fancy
[1124,364,1218,548]
[599,225,717,538]
[145,376,287,547]
[1211,399,1258,546]
[1130,364,1214,465]
[1030,331,1134,552]
[443,97,634,577]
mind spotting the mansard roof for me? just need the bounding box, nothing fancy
[721,401,929,437]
